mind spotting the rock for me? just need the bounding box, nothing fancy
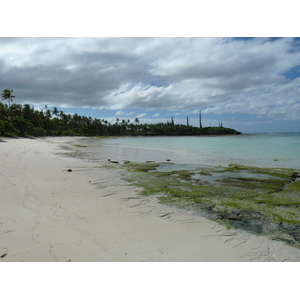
[108,159,119,163]
[67,169,72,172]
[1,253,7,258]
[213,208,266,234]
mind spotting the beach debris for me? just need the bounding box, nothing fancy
[1,253,7,258]
[108,159,119,163]
[67,169,72,172]
[66,259,71,262]
[146,161,155,163]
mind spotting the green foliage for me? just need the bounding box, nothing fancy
[204,127,239,135]
[0,120,19,136]
[12,117,34,136]
[0,121,4,134]
[0,93,241,137]
[1,89,15,107]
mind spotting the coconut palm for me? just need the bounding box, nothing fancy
[52,106,59,117]
[1,89,15,107]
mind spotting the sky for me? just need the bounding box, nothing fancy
[1,1,299,294]
[1,4,300,133]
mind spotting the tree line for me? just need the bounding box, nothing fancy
[1,89,241,137]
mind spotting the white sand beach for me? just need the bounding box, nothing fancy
[1,136,300,262]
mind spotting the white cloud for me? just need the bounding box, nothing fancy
[116,110,135,116]
[202,77,300,120]
[116,110,125,116]
[136,113,146,118]
[1,37,300,121]
[152,113,160,117]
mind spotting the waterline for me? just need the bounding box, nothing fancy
[85,134,300,169]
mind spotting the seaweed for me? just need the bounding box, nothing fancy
[113,162,300,249]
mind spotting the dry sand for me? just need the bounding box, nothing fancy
[1,136,300,262]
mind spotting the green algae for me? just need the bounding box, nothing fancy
[113,162,300,248]
[72,144,88,147]
[287,181,300,193]
[217,176,289,193]
[227,164,295,180]
[124,162,161,172]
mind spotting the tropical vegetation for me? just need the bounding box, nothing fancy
[1,89,15,107]
[0,89,241,137]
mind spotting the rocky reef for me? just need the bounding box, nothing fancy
[115,162,300,249]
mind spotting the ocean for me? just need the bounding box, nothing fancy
[83,133,300,170]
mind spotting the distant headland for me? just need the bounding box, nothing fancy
[1,90,241,137]
[0,102,241,137]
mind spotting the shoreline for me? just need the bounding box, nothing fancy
[1,136,300,261]
[85,134,300,169]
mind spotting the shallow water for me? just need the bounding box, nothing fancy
[84,133,300,169]
[150,163,287,184]
[191,170,282,183]
[78,134,300,248]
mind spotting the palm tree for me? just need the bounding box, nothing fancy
[52,107,59,117]
[1,89,15,107]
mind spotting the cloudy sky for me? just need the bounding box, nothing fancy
[1,37,300,133]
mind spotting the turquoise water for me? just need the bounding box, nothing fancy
[87,133,300,169]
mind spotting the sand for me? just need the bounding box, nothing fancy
[1,136,300,262]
